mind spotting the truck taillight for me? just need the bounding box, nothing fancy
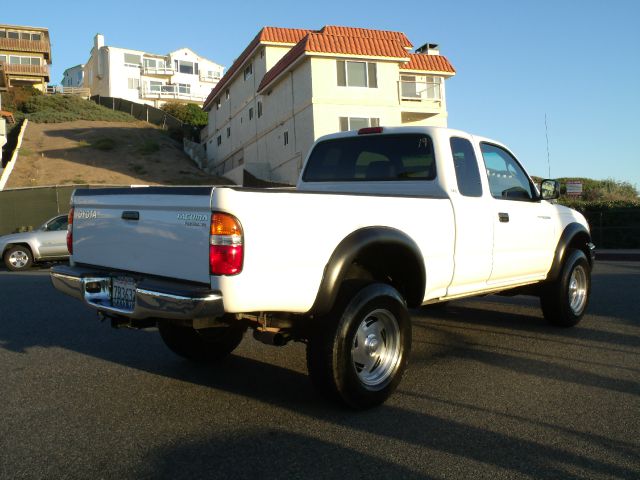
[210,213,243,275]
[67,207,74,255]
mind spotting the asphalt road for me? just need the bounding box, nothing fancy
[1,261,638,479]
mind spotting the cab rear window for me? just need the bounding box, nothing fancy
[302,134,436,182]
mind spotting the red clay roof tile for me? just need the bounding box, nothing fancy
[203,27,310,110]
[204,25,455,109]
[401,53,456,74]
[321,26,412,49]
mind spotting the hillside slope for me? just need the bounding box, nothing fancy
[6,120,226,188]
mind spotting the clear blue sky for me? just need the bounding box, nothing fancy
[5,0,640,189]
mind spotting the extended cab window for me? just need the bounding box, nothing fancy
[450,137,482,197]
[303,134,436,182]
[480,143,535,201]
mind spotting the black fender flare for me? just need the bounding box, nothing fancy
[309,227,426,316]
[546,222,594,282]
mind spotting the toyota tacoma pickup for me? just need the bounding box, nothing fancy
[51,126,595,409]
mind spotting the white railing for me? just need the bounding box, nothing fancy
[141,66,175,76]
[46,86,91,97]
[140,87,205,102]
[398,80,442,103]
[199,73,221,83]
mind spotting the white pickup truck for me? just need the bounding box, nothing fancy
[51,126,595,408]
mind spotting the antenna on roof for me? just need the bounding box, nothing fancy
[545,113,551,178]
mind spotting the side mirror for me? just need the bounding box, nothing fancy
[540,179,560,200]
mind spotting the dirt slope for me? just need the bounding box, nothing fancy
[6,120,226,188]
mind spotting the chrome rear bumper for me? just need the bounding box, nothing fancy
[50,264,224,320]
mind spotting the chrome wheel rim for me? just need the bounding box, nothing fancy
[9,250,29,269]
[568,265,588,315]
[351,308,402,387]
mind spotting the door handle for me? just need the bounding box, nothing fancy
[498,212,509,223]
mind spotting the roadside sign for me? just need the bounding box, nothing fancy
[566,181,583,196]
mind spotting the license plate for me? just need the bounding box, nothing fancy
[111,276,136,311]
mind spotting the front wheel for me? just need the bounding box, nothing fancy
[306,283,411,409]
[540,249,591,327]
[4,245,34,271]
[158,321,246,362]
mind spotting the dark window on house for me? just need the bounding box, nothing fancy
[32,33,41,41]
[284,131,289,146]
[226,127,231,138]
[217,135,222,146]
[249,107,254,120]
[0,31,6,39]
[337,60,378,88]
[8,31,19,39]
[257,101,262,118]
[244,63,253,80]
[339,117,380,132]
[303,134,436,182]
[450,137,483,197]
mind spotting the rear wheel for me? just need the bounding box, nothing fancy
[306,283,411,409]
[4,245,33,271]
[158,321,246,362]
[540,249,591,327]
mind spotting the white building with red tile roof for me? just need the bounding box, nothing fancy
[202,26,455,185]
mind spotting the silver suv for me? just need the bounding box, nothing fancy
[1,214,69,271]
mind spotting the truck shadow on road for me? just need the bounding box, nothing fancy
[1,272,638,478]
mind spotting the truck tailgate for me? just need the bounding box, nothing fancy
[71,187,213,284]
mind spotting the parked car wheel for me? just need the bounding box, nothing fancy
[540,248,591,327]
[158,321,246,362]
[306,283,411,409]
[4,245,34,271]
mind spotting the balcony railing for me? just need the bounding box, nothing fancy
[199,72,221,83]
[140,86,204,102]
[0,37,51,59]
[141,66,175,76]
[2,63,50,79]
[398,80,442,104]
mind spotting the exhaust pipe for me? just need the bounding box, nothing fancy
[253,327,291,346]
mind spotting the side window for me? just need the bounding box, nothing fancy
[450,137,482,197]
[480,143,534,201]
[47,216,68,231]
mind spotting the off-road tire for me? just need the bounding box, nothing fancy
[306,283,411,409]
[540,248,591,327]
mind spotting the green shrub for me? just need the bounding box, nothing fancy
[19,95,134,123]
[161,101,207,127]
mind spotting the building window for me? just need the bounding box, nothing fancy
[124,53,141,67]
[337,61,377,88]
[178,83,190,94]
[226,127,231,138]
[7,31,19,39]
[248,107,253,120]
[217,135,222,146]
[339,117,380,132]
[284,131,289,146]
[225,89,229,100]
[257,101,262,118]
[244,63,253,80]
[216,99,221,110]
[127,78,140,89]
[149,81,162,92]
[174,60,197,75]
[7,55,41,65]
